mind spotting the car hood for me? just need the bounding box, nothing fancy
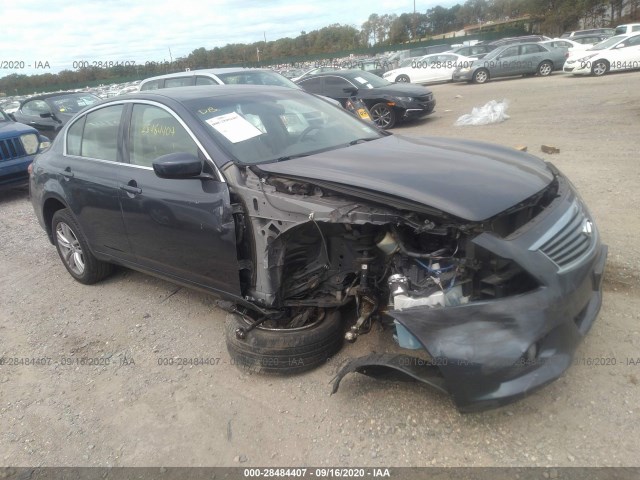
[256,135,554,222]
[0,121,38,140]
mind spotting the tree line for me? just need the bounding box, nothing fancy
[1,0,638,95]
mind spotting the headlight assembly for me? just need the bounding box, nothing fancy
[20,133,39,155]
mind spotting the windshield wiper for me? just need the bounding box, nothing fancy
[348,137,380,145]
[273,153,311,162]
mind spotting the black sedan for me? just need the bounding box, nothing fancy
[11,92,100,140]
[30,85,606,412]
[296,70,435,129]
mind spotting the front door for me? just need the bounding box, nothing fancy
[118,103,241,295]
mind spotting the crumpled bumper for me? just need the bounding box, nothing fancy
[333,170,608,412]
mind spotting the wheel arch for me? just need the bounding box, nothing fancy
[42,195,69,244]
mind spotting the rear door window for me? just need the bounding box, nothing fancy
[140,80,162,91]
[80,105,124,161]
[164,77,194,88]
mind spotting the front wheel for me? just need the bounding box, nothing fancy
[395,74,410,83]
[52,209,113,284]
[369,103,397,129]
[472,69,489,84]
[225,309,343,374]
[591,59,609,76]
[537,61,553,77]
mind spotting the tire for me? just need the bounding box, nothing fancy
[537,61,553,77]
[52,209,113,285]
[369,103,397,129]
[225,309,343,374]
[591,59,609,76]
[472,69,489,84]
[395,74,410,83]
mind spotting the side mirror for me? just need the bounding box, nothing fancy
[343,87,358,95]
[614,43,626,49]
[40,112,53,118]
[153,153,203,179]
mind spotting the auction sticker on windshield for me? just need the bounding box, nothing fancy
[205,112,263,143]
[353,76,374,88]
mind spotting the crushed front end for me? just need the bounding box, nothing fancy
[226,158,607,412]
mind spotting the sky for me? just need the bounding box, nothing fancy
[1,0,458,77]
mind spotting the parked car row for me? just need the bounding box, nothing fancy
[378,31,640,86]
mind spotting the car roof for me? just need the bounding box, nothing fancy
[21,91,97,103]
[303,70,372,79]
[141,68,274,83]
[95,85,298,103]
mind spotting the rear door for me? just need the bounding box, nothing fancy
[491,46,520,77]
[61,104,134,260]
[517,44,545,74]
[118,102,240,295]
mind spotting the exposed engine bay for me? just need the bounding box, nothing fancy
[225,164,556,343]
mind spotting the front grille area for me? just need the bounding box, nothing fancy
[0,137,27,161]
[538,202,594,268]
[415,94,432,103]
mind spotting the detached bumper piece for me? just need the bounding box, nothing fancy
[331,353,447,395]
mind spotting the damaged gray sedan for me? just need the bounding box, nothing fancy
[30,85,607,412]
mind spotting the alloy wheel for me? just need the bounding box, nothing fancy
[370,104,393,128]
[56,222,85,275]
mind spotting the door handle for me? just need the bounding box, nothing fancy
[61,167,74,179]
[120,180,142,195]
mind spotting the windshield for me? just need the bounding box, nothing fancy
[215,71,300,90]
[346,71,391,88]
[48,93,100,114]
[588,35,625,50]
[186,89,382,165]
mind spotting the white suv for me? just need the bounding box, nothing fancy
[139,68,299,91]
[614,24,640,35]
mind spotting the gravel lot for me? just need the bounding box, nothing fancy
[1,71,639,468]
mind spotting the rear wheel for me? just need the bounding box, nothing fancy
[472,69,489,84]
[591,59,609,76]
[52,209,113,284]
[225,308,343,374]
[537,61,553,77]
[369,103,397,129]
[395,74,410,83]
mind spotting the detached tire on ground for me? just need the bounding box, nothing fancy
[225,310,343,374]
